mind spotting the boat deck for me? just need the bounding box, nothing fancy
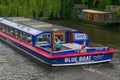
[44,43,106,53]
[42,43,82,52]
[45,46,71,52]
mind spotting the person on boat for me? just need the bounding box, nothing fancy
[55,35,61,51]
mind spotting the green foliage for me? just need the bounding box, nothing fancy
[117,6,120,17]
[80,0,111,9]
[0,0,120,19]
[98,0,111,10]
[71,9,78,20]
[81,0,88,4]
[60,0,74,19]
[0,0,61,19]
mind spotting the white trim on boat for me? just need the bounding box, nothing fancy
[52,59,111,66]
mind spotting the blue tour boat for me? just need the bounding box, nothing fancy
[0,17,116,66]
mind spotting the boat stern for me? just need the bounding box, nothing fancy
[50,49,116,66]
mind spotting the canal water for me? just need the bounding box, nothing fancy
[0,20,120,80]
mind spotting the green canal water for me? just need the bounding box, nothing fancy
[0,20,120,80]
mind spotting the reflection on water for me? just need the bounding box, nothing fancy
[78,25,120,48]
[0,20,120,80]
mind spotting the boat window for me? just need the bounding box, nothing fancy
[11,28,15,36]
[14,29,17,37]
[0,25,2,30]
[36,33,50,46]
[0,24,33,45]
[2,25,6,32]
[1,25,10,33]
[26,33,32,44]
[5,26,7,32]
[15,30,20,38]
[2,25,4,31]
[5,26,9,33]
[8,26,11,34]
[1,25,3,31]
[19,31,23,40]
[21,32,32,44]
[22,32,27,42]
[54,34,64,44]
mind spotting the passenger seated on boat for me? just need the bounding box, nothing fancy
[55,35,61,51]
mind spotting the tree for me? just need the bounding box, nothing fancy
[60,0,74,19]
[0,0,61,19]
[0,0,119,19]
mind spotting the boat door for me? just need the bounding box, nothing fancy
[52,30,66,52]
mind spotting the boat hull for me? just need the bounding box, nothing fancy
[52,54,113,66]
[0,32,115,66]
[79,18,120,26]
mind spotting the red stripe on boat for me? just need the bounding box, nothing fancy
[52,49,115,59]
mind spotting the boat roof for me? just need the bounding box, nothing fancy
[0,17,76,35]
[83,9,111,14]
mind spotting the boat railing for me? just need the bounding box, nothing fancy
[86,47,109,52]
[36,42,110,56]
[52,49,79,56]
[52,46,109,56]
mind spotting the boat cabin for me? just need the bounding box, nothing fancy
[0,17,90,53]
[79,9,117,23]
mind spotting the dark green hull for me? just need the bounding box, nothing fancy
[79,18,120,26]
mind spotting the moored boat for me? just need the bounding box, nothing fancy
[0,17,116,66]
[79,9,120,26]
